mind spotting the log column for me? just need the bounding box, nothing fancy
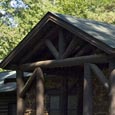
[109,61,115,115]
[109,69,115,115]
[16,70,25,115]
[36,67,44,115]
[83,63,93,115]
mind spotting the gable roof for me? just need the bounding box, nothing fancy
[0,12,115,69]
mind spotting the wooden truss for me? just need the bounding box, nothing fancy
[15,28,115,115]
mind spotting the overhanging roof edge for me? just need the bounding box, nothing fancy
[48,13,115,54]
[0,12,115,69]
[0,12,52,69]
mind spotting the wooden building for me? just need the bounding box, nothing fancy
[0,12,115,115]
[0,71,31,115]
[0,71,16,115]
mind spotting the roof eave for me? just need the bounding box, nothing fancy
[0,12,114,69]
[0,12,53,69]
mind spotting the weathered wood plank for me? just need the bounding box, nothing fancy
[89,64,109,89]
[20,54,109,71]
[45,39,59,59]
[16,70,25,115]
[83,64,93,115]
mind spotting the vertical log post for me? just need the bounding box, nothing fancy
[36,67,44,115]
[83,63,93,115]
[16,70,25,115]
[109,60,115,115]
[109,69,115,115]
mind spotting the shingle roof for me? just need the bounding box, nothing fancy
[0,71,16,92]
[0,71,31,92]
[54,13,115,48]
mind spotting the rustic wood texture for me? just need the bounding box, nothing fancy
[36,68,44,115]
[109,69,115,115]
[16,70,25,115]
[20,54,109,71]
[1,12,115,70]
[20,70,37,98]
[89,64,109,89]
[83,64,93,115]
[20,28,57,63]
[62,36,77,58]
[45,39,59,59]
[24,81,36,114]
[58,29,66,59]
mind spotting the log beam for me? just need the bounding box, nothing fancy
[89,64,109,89]
[45,39,59,59]
[21,28,57,63]
[62,36,77,58]
[20,68,44,115]
[83,63,93,115]
[19,54,109,71]
[20,69,37,98]
[16,70,25,115]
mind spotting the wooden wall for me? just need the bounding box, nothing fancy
[0,92,16,115]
